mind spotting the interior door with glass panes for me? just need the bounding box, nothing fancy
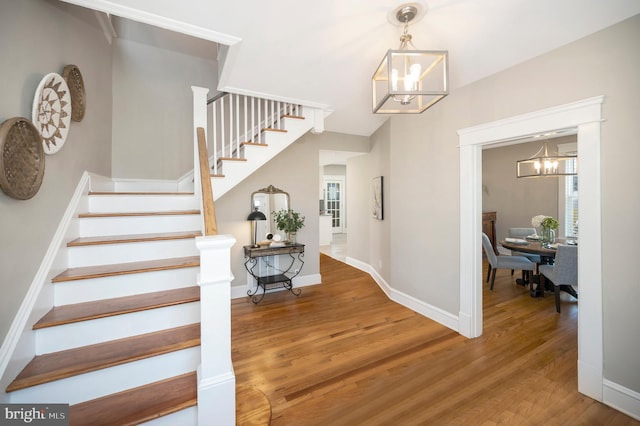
[324,178,344,233]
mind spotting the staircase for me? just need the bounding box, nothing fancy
[5,190,203,425]
[2,89,317,424]
[190,88,323,201]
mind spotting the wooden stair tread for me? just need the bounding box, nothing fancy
[79,210,200,218]
[241,142,268,147]
[89,191,194,196]
[262,127,287,133]
[34,287,200,329]
[52,256,200,283]
[69,372,197,426]
[68,230,201,246]
[218,157,247,162]
[281,114,304,120]
[6,324,200,392]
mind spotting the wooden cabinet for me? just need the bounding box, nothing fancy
[482,212,498,254]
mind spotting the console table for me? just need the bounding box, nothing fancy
[243,243,305,304]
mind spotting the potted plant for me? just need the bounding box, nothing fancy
[272,209,305,243]
[531,214,559,245]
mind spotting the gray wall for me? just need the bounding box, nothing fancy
[0,0,112,342]
[215,135,321,288]
[111,34,217,179]
[215,130,369,289]
[348,14,639,393]
[344,120,392,282]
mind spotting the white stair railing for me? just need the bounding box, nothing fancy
[204,91,302,174]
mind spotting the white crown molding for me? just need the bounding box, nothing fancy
[59,0,241,45]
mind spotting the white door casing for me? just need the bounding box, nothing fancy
[457,96,604,402]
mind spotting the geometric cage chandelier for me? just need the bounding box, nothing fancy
[516,142,578,178]
[372,4,449,114]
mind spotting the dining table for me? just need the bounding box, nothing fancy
[499,237,577,297]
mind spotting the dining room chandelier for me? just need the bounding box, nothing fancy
[516,142,577,178]
[372,4,448,114]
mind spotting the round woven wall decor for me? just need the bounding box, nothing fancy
[62,64,86,122]
[32,72,72,155]
[0,117,45,200]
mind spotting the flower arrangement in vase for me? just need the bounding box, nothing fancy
[272,209,305,243]
[531,214,559,245]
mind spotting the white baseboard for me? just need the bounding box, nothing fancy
[88,172,115,192]
[457,311,474,338]
[346,257,459,333]
[603,379,640,421]
[345,257,369,273]
[177,170,195,193]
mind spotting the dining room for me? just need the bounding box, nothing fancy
[481,133,579,310]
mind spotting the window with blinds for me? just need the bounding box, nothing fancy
[564,159,578,237]
[558,142,578,238]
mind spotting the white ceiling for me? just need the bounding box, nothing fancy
[81,0,640,137]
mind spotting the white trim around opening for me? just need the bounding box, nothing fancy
[457,95,604,402]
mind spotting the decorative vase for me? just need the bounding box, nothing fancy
[287,232,297,244]
[541,228,556,245]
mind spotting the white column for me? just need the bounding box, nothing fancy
[458,143,483,338]
[196,234,236,425]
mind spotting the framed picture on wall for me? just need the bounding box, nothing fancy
[373,176,383,220]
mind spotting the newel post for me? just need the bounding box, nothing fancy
[196,234,236,425]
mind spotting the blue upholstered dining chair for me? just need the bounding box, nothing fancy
[539,244,578,313]
[482,233,535,291]
[508,227,542,274]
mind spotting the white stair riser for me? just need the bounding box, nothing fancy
[113,180,181,192]
[88,194,197,213]
[79,214,201,236]
[68,239,199,268]
[36,304,200,354]
[54,268,198,305]
[140,406,197,425]
[9,347,200,405]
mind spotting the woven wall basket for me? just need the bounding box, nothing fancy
[0,117,45,200]
[32,72,71,155]
[62,64,86,122]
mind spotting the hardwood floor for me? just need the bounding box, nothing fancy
[231,254,638,425]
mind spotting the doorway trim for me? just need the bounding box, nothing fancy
[323,175,346,233]
[457,96,604,401]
